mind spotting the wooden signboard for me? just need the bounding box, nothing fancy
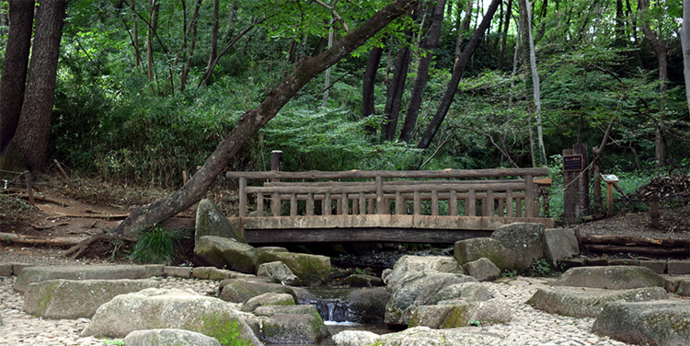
[563,154,584,172]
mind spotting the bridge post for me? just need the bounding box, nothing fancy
[524,175,534,217]
[376,176,384,214]
[239,177,247,217]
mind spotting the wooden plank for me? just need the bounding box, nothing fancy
[264,179,526,187]
[244,228,494,244]
[239,177,247,217]
[227,167,549,180]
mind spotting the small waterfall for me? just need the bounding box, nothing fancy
[300,297,353,323]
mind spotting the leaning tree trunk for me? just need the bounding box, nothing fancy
[12,0,66,173]
[115,0,419,240]
[417,0,501,150]
[400,0,446,143]
[0,0,35,154]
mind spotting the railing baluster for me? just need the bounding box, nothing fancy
[307,192,314,215]
[341,192,348,215]
[414,190,421,215]
[524,175,534,217]
[257,192,264,217]
[497,198,504,217]
[515,197,522,217]
[486,190,494,217]
[395,191,404,215]
[431,189,439,216]
[449,190,457,216]
[290,193,297,216]
[376,176,384,214]
[324,192,331,215]
[352,194,358,214]
[273,192,281,216]
[468,189,476,216]
[239,177,247,217]
[506,189,513,217]
[359,192,366,215]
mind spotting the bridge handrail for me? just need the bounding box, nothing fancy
[226,168,549,219]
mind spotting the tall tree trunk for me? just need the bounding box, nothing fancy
[146,0,159,82]
[639,0,668,167]
[418,0,501,149]
[492,0,503,52]
[0,0,34,154]
[497,0,512,70]
[13,0,66,173]
[323,19,335,107]
[114,0,419,240]
[525,0,546,166]
[205,0,219,73]
[363,45,384,133]
[400,0,446,143]
[131,0,142,68]
[681,0,690,118]
[382,15,416,141]
[180,0,204,92]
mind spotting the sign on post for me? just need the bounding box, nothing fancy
[563,154,584,172]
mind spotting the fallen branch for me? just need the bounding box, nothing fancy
[62,233,134,259]
[580,234,690,248]
[0,232,88,246]
[46,213,130,220]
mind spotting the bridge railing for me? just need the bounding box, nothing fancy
[225,168,550,219]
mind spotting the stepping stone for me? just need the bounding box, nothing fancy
[553,266,664,290]
[14,265,163,293]
[527,286,668,318]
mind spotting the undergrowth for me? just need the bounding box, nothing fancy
[129,226,188,265]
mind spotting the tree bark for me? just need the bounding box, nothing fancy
[417,0,501,150]
[205,0,219,73]
[180,0,204,92]
[114,0,419,240]
[525,0,546,166]
[682,0,690,120]
[363,46,384,133]
[0,0,35,154]
[13,0,66,173]
[400,0,446,143]
[146,0,159,82]
[497,0,512,71]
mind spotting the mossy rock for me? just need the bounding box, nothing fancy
[553,266,664,290]
[219,278,296,303]
[454,238,516,271]
[194,236,257,274]
[257,251,330,286]
[195,199,246,243]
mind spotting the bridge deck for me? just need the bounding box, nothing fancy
[229,215,555,244]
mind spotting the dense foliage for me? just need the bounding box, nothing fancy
[0,0,688,219]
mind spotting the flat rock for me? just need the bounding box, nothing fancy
[257,251,330,286]
[256,261,298,285]
[491,222,545,270]
[372,326,517,346]
[543,228,579,266]
[241,292,294,312]
[14,265,163,293]
[527,286,669,318]
[332,330,381,346]
[462,258,501,282]
[410,301,511,329]
[454,238,516,271]
[432,282,492,304]
[24,279,159,319]
[385,255,464,292]
[219,277,295,303]
[124,329,221,346]
[81,288,261,346]
[593,300,690,346]
[553,266,665,289]
[342,274,383,287]
[254,305,329,344]
[195,198,246,243]
[194,235,257,274]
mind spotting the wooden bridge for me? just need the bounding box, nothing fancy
[224,168,554,244]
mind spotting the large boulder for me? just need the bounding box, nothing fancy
[490,222,545,270]
[371,326,517,346]
[24,279,159,319]
[385,255,464,292]
[253,305,329,344]
[257,251,330,286]
[454,238,516,271]
[432,282,492,304]
[219,277,296,303]
[346,287,390,323]
[194,236,257,274]
[593,300,690,346]
[526,286,669,318]
[553,266,665,289]
[124,329,221,346]
[462,258,501,282]
[240,292,295,312]
[14,265,162,293]
[81,288,261,346]
[195,198,246,243]
[410,301,511,329]
[543,228,579,266]
[256,261,298,285]
[385,271,477,327]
